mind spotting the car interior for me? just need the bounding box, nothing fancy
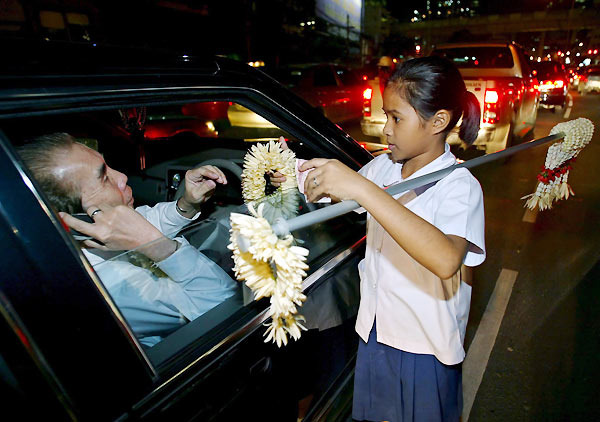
[4,98,365,370]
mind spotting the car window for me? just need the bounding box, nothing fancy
[336,67,360,86]
[8,99,365,367]
[313,66,337,87]
[433,46,514,68]
[535,61,565,79]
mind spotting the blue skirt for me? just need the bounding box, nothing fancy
[352,323,462,422]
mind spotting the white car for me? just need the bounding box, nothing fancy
[432,42,539,153]
[578,68,600,95]
[360,77,387,142]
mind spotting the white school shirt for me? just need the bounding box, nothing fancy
[355,144,485,365]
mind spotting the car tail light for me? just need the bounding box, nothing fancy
[483,89,499,124]
[363,87,372,117]
[484,89,499,103]
[540,80,565,89]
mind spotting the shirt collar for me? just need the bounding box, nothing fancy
[398,143,457,181]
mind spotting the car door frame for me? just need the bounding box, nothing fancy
[0,65,372,420]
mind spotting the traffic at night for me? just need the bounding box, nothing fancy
[0,1,599,421]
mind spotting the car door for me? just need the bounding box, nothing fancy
[0,68,371,421]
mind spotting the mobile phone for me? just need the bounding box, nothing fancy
[69,213,95,241]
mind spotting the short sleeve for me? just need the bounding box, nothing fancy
[434,170,485,267]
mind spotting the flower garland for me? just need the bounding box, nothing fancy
[228,203,309,347]
[241,140,299,223]
[227,140,311,346]
[523,118,594,210]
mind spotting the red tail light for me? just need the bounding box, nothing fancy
[483,89,499,124]
[540,80,565,89]
[363,87,373,117]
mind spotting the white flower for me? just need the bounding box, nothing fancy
[524,118,594,210]
[241,140,299,222]
[229,203,309,347]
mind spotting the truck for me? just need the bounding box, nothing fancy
[432,42,539,153]
[361,42,539,154]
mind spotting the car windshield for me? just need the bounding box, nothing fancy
[535,62,565,79]
[433,47,514,68]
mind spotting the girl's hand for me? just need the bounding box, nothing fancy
[299,158,368,203]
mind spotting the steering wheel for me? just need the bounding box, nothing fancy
[174,159,244,201]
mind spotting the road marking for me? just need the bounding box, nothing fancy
[462,268,519,421]
[563,94,573,119]
[522,207,539,223]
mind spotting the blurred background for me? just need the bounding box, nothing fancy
[0,0,598,71]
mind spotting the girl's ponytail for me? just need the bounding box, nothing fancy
[459,91,481,146]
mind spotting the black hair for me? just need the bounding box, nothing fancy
[387,56,481,145]
[16,133,83,214]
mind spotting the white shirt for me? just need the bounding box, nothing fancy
[355,144,485,365]
[84,202,238,347]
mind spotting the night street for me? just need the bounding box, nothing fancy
[466,92,600,420]
[2,1,600,420]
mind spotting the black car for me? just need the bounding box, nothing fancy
[533,60,569,111]
[0,41,372,421]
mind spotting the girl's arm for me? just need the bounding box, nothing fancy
[301,158,468,280]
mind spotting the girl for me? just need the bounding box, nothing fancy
[288,56,485,421]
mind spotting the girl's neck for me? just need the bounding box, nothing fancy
[400,142,446,179]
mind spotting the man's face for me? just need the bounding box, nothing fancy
[56,143,134,210]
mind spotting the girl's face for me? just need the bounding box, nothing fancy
[382,86,437,163]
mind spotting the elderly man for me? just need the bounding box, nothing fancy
[18,133,238,347]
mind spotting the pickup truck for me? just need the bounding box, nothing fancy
[361,42,539,154]
[432,42,539,153]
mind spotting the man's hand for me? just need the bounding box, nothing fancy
[178,165,228,215]
[268,137,291,187]
[60,205,177,262]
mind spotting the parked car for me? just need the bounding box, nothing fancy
[0,40,373,421]
[272,64,367,124]
[532,60,569,111]
[577,67,600,95]
[432,42,539,153]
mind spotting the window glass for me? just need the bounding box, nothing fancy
[433,47,514,68]
[9,100,364,366]
[39,10,68,41]
[0,0,25,33]
[336,67,360,86]
[535,61,566,79]
[66,12,92,42]
[313,66,337,87]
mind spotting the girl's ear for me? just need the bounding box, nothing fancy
[430,109,451,135]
